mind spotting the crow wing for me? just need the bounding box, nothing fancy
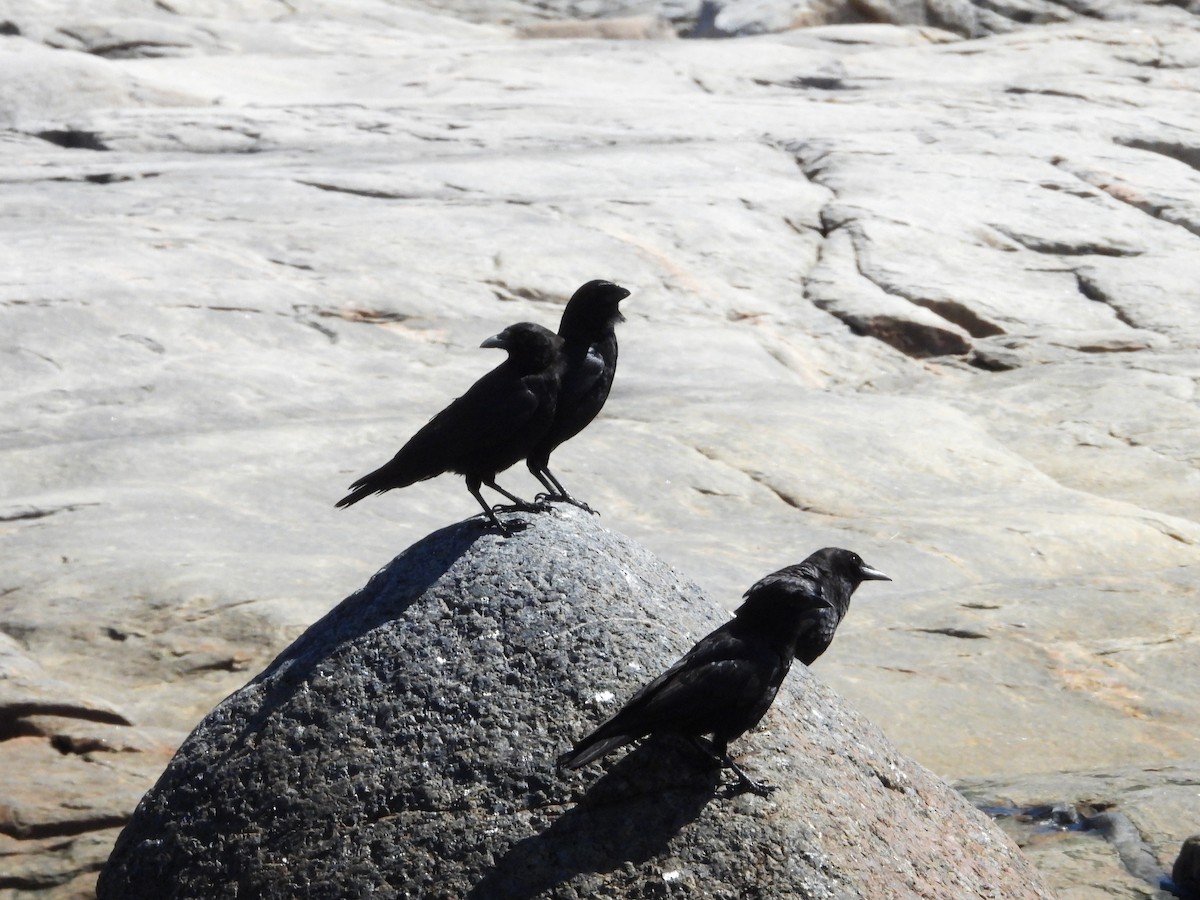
[336,366,541,504]
[560,623,783,770]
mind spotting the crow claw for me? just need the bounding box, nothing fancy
[565,496,598,516]
[738,777,777,797]
[533,492,598,516]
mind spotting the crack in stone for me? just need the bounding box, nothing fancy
[1073,271,1139,329]
[0,703,132,729]
[693,445,830,514]
[839,238,975,357]
[1139,519,1194,545]
[32,129,109,151]
[1040,0,1106,19]
[291,307,339,343]
[1116,136,1200,174]
[267,257,315,271]
[168,302,350,342]
[990,223,1143,258]
[295,180,418,200]
[61,35,192,58]
[316,307,411,325]
[482,279,564,305]
[170,303,262,314]
[780,138,992,358]
[0,503,99,523]
[911,627,990,639]
[1053,156,1200,241]
[40,171,161,185]
[0,813,130,841]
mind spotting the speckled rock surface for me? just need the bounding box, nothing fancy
[97,508,1051,899]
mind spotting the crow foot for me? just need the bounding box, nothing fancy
[475,509,531,536]
[491,499,548,515]
[688,737,775,798]
[533,493,598,516]
[727,768,777,798]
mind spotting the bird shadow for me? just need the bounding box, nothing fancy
[468,738,723,900]
[225,515,493,745]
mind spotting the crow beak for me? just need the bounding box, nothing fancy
[480,333,506,350]
[859,563,891,582]
[615,287,631,302]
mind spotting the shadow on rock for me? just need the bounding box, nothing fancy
[469,739,721,899]
[231,515,489,746]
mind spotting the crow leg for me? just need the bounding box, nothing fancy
[530,467,562,501]
[529,469,565,509]
[686,736,725,770]
[723,755,776,798]
[483,478,544,512]
[688,736,775,797]
[532,466,597,515]
[467,479,510,532]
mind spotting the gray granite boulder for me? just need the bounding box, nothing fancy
[98,508,1051,899]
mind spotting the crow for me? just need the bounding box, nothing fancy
[526,279,630,513]
[557,547,890,795]
[336,322,565,533]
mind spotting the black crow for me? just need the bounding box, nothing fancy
[336,322,565,533]
[558,547,890,795]
[527,279,629,513]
